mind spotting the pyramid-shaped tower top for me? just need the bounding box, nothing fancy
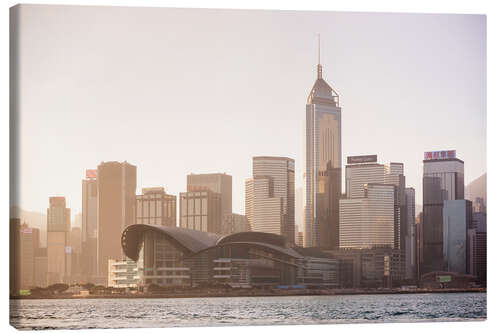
[307,35,339,106]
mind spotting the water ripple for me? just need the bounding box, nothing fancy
[10,292,486,330]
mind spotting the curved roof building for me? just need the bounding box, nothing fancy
[120,225,316,287]
[121,224,220,260]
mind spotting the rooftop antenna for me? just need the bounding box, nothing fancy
[317,33,322,79]
[318,33,320,64]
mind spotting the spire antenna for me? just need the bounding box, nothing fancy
[318,33,321,65]
[317,33,322,79]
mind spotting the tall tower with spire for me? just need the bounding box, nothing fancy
[303,35,342,248]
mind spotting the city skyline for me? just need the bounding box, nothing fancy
[11,5,486,223]
[9,4,488,328]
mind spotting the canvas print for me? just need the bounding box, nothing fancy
[9,4,487,330]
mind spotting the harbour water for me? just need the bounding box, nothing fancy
[10,292,486,330]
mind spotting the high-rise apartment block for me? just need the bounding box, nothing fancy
[187,173,232,217]
[136,187,176,227]
[303,57,342,249]
[245,156,295,242]
[46,196,71,285]
[422,150,464,274]
[97,161,137,280]
[179,190,221,233]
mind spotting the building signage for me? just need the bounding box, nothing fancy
[21,228,33,234]
[424,150,456,161]
[347,155,377,164]
[437,275,452,283]
[65,246,72,254]
[86,169,97,179]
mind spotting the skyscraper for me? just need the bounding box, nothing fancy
[405,187,417,279]
[345,155,384,199]
[179,189,221,233]
[34,247,48,287]
[304,47,342,248]
[246,156,295,242]
[70,226,82,283]
[97,161,137,281]
[82,169,98,283]
[221,213,251,235]
[46,196,71,285]
[342,155,406,251]
[340,183,396,249]
[473,211,487,285]
[422,150,464,274]
[472,197,486,213]
[384,163,406,251]
[442,199,473,274]
[20,224,40,288]
[187,173,232,217]
[10,218,21,295]
[136,187,176,227]
[296,231,304,248]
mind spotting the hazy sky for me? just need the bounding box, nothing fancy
[14,5,486,226]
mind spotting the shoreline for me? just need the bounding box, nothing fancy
[10,287,486,300]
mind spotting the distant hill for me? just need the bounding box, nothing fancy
[10,206,47,247]
[465,173,487,208]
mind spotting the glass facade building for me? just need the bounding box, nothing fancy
[422,156,464,274]
[303,60,342,249]
[443,200,473,274]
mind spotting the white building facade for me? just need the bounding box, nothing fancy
[107,259,139,288]
[245,157,295,242]
[340,183,396,249]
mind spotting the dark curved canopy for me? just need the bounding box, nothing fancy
[121,225,303,263]
[121,224,221,261]
[217,232,287,248]
[204,241,303,261]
